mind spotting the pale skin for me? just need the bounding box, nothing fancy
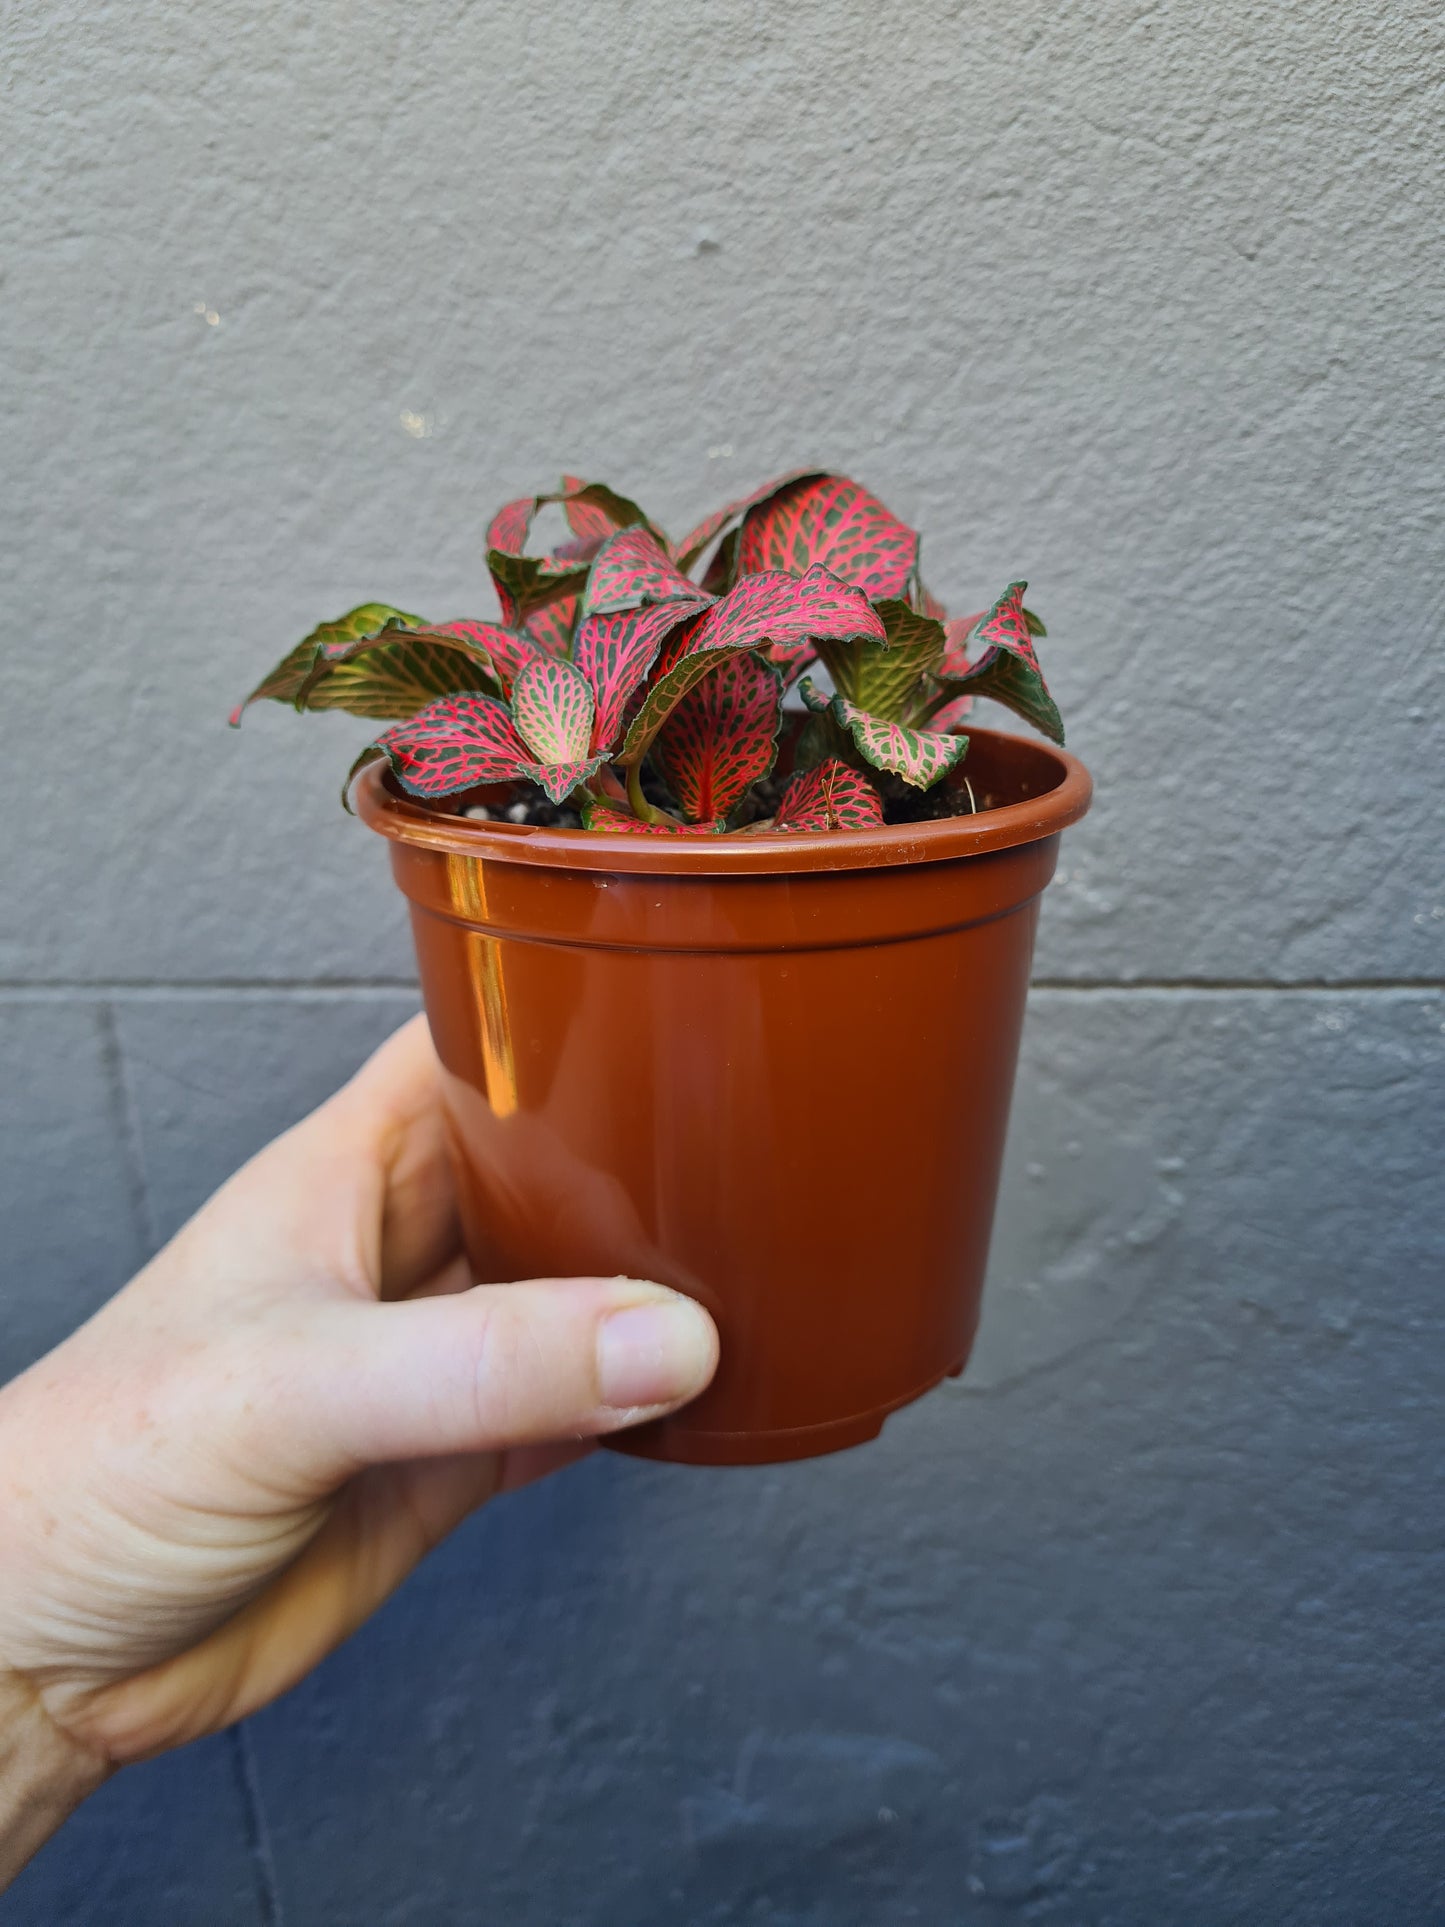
[0,1015,719,1889]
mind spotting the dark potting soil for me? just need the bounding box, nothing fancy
[462,792,584,829]
[876,772,980,823]
[458,770,981,832]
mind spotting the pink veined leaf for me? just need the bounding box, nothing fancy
[941,581,1064,745]
[510,656,595,763]
[939,614,986,677]
[919,586,949,623]
[412,619,541,697]
[516,753,609,805]
[486,496,535,559]
[616,630,737,768]
[589,764,629,806]
[926,692,975,733]
[624,569,884,767]
[491,579,522,628]
[357,692,605,806]
[486,481,651,577]
[658,566,884,677]
[670,468,824,574]
[584,526,712,616]
[768,639,819,687]
[771,760,885,831]
[360,692,533,796]
[967,581,1041,671]
[653,652,783,824]
[735,473,920,601]
[485,479,663,621]
[940,602,1044,674]
[699,526,739,596]
[574,597,713,753]
[560,475,623,547]
[523,589,581,658]
[579,801,723,836]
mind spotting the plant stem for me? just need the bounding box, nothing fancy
[625,760,676,827]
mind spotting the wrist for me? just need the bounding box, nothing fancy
[0,1667,111,1891]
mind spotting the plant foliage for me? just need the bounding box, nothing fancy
[233,472,1067,832]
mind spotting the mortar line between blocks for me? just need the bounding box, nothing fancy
[1031,977,1445,993]
[227,1723,285,1927]
[95,1001,158,1258]
[0,978,1439,1002]
[0,981,423,1002]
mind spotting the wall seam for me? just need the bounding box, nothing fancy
[227,1723,285,1927]
[94,1001,158,1259]
[0,979,1439,1002]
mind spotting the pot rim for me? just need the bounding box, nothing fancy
[352,725,1091,877]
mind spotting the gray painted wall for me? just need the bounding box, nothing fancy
[3,1,1441,1920]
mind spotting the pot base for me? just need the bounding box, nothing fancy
[603,1358,968,1467]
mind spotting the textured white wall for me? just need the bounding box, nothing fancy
[4,3,1442,1921]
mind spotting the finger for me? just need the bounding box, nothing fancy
[264,1276,718,1484]
[328,1015,462,1298]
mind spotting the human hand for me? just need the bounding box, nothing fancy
[0,1015,717,1877]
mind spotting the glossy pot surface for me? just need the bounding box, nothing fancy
[356,728,1091,1464]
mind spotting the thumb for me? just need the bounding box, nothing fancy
[281,1276,719,1478]
[66,1280,717,1759]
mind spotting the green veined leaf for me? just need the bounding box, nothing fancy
[296,635,499,720]
[398,619,540,697]
[819,598,945,722]
[231,604,424,723]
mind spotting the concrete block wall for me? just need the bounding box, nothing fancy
[4,2,1441,1920]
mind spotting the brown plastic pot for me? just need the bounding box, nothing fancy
[355,726,1091,1466]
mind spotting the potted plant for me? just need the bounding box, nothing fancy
[233,471,1090,1464]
